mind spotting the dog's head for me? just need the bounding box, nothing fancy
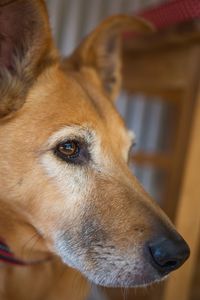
[0,0,189,288]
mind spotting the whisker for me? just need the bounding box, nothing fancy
[20,233,39,260]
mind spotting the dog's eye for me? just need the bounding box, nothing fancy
[54,140,89,165]
[58,141,79,157]
[128,142,136,164]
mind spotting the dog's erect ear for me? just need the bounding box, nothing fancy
[64,15,152,101]
[0,0,57,118]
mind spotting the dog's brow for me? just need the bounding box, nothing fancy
[128,130,136,145]
[44,125,96,149]
[72,74,105,119]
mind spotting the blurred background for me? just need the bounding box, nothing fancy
[45,1,200,299]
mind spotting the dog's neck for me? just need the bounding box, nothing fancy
[0,239,51,267]
[0,239,26,266]
[0,253,90,300]
[0,222,90,299]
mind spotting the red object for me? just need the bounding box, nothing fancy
[137,0,200,30]
[0,239,26,266]
[0,239,50,266]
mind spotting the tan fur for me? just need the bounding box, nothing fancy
[0,1,188,299]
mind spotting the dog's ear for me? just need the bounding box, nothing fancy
[0,0,57,118]
[64,16,152,101]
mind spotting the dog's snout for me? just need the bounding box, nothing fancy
[148,234,190,275]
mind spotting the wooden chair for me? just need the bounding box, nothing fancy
[106,2,200,300]
[122,17,200,300]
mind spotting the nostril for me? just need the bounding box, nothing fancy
[148,236,190,275]
[149,246,179,271]
[162,260,178,269]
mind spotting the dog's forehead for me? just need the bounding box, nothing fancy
[25,66,130,146]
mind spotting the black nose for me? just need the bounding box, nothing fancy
[148,235,190,275]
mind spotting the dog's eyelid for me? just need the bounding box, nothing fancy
[127,139,137,164]
[44,125,96,149]
[128,129,135,136]
[127,130,136,145]
[53,136,87,148]
[130,140,137,149]
[53,138,91,165]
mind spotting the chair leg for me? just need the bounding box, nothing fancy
[163,87,200,300]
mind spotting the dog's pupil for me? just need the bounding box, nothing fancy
[60,141,78,156]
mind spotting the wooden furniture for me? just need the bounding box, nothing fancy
[163,75,200,300]
[105,1,200,299]
[117,20,200,300]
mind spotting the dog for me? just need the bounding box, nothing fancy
[0,1,190,300]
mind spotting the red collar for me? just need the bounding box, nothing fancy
[0,239,27,266]
[0,239,50,266]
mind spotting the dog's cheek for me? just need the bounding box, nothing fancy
[38,153,163,287]
[41,152,92,190]
[38,152,95,233]
[53,221,159,288]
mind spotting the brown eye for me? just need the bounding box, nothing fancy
[54,139,90,165]
[58,141,79,158]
